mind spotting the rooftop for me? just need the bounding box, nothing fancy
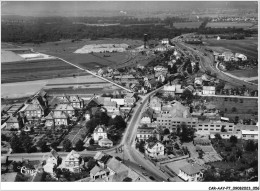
[180,163,203,175]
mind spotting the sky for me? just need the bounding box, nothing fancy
[1,1,258,17]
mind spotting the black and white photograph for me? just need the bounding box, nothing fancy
[1,1,259,190]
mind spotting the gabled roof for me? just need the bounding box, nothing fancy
[53,111,69,119]
[203,86,215,91]
[54,104,74,111]
[94,124,107,133]
[6,116,18,123]
[94,151,106,161]
[180,164,204,175]
[90,165,104,175]
[146,141,164,149]
[45,112,54,120]
[103,101,117,107]
[65,150,81,161]
[24,103,43,111]
[107,157,128,174]
[50,149,59,159]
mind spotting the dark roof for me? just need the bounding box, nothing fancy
[99,155,113,164]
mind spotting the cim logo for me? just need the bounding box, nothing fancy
[17,166,38,176]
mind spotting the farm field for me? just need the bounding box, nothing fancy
[204,38,258,59]
[18,38,143,69]
[206,22,254,29]
[228,69,258,78]
[1,59,84,83]
[172,22,202,28]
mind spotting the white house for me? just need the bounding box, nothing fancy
[145,141,164,158]
[202,86,215,95]
[154,65,168,73]
[111,98,125,106]
[235,53,247,61]
[161,38,169,45]
[241,130,258,140]
[98,138,113,148]
[93,125,108,142]
[178,164,204,182]
[149,97,162,112]
[163,85,176,95]
[64,150,82,172]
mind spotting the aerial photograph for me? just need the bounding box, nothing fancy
[1,1,258,187]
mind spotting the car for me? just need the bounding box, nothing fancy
[142,172,148,176]
[139,165,145,170]
[149,176,155,181]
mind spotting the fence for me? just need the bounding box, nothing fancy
[157,155,190,165]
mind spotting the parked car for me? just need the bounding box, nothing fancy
[142,172,148,176]
[149,176,155,181]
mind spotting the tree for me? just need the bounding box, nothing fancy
[214,133,222,140]
[75,139,85,151]
[63,139,72,152]
[245,140,256,152]
[179,124,195,142]
[221,126,227,132]
[123,177,132,182]
[109,116,126,130]
[229,135,238,144]
[89,138,95,145]
[231,107,237,113]
[38,140,50,152]
[86,158,96,170]
[10,134,24,153]
[181,89,194,104]
[163,128,170,135]
[236,148,243,159]
[138,140,145,153]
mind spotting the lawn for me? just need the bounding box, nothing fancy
[204,38,258,59]
[172,22,202,29]
[210,139,258,171]
[1,59,84,84]
[228,69,258,78]
[206,22,254,29]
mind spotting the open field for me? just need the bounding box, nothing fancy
[17,38,144,69]
[228,69,258,78]
[206,22,254,29]
[1,43,21,49]
[203,96,258,119]
[204,38,258,59]
[1,59,84,83]
[1,75,107,99]
[172,22,202,29]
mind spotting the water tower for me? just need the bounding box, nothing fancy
[144,34,148,48]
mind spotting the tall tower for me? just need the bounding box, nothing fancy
[144,34,148,49]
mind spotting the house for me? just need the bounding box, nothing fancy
[23,103,44,120]
[195,122,235,135]
[6,116,19,129]
[178,164,204,182]
[84,110,91,121]
[163,85,176,95]
[140,109,154,124]
[124,93,136,107]
[69,95,84,109]
[241,130,258,140]
[155,45,167,52]
[136,126,159,141]
[90,165,110,181]
[93,125,108,142]
[45,111,69,126]
[111,98,125,106]
[154,65,168,74]
[161,38,169,45]
[64,150,82,172]
[97,68,105,76]
[149,97,162,112]
[98,138,113,148]
[145,141,164,158]
[235,53,247,61]
[202,86,215,95]
[185,85,195,93]
[194,77,203,86]
[53,104,75,117]
[43,149,59,174]
[103,101,118,113]
[221,51,234,61]
[55,95,70,104]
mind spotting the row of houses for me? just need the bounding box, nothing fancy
[214,51,247,62]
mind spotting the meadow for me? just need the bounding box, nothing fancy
[228,69,258,78]
[204,38,258,59]
[1,59,83,83]
[172,22,202,29]
[206,22,254,29]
